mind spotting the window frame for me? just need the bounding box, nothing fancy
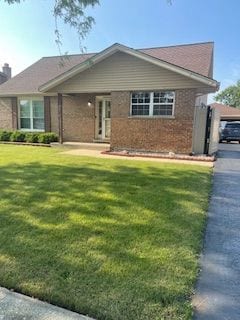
[130,91,175,118]
[18,97,45,132]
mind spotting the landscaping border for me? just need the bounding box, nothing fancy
[101,150,216,162]
[0,141,51,147]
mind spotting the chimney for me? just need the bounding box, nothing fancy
[2,63,11,80]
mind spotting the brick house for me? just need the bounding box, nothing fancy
[0,42,219,154]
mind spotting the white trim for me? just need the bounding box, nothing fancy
[95,96,111,140]
[128,115,175,119]
[130,91,175,117]
[18,97,45,131]
[19,129,45,132]
[39,43,219,92]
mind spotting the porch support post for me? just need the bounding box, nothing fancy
[44,96,51,132]
[11,97,18,130]
[57,93,63,144]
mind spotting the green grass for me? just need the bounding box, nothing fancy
[0,145,211,320]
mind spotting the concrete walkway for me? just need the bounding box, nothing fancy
[58,142,213,167]
[0,287,94,320]
[193,143,240,319]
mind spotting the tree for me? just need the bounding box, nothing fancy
[2,0,99,54]
[215,80,240,108]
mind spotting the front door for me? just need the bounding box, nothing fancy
[97,97,111,140]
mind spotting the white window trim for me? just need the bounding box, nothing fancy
[130,91,175,118]
[18,97,45,132]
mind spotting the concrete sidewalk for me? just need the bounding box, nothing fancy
[193,143,240,319]
[0,287,94,320]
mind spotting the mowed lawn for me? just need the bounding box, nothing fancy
[0,145,211,320]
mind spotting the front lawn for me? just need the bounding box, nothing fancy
[0,145,211,320]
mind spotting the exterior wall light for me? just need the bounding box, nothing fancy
[87,100,92,107]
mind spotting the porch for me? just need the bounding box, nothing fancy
[57,93,112,144]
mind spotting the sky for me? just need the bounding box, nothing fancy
[0,0,240,103]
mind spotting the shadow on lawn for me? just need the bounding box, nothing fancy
[0,161,209,320]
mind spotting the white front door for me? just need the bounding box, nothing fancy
[97,97,111,140]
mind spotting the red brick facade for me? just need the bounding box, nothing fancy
[110,89,196,154]
[0,89,197,154]
[50,94,96,142]
[0,98,14,130]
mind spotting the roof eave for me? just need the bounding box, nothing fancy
[0,92,44,97]
[39,43,219,93]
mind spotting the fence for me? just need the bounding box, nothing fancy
[192,105,220,155]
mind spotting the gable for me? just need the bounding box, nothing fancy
[49,51,211,94]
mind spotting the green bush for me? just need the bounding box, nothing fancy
[0,130,12,141]
[25,133,39,143]
[0,130,58,144]
[38,132,58,144]
[10,131,26,142]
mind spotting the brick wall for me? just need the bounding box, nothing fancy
[50,94,96,142]
[0,98,13,130]
[0,90,196,154]
[110,89,196,154]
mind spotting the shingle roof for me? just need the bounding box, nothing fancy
[0,42,214,95]
[211,103,240,119]
[141,42,213,78]
[0,53,94,95]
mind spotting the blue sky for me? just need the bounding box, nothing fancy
[0,0,240,102]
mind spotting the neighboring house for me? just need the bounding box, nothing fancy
[211,102,240,122]
[0,63,11,85]
[0,42,219,154]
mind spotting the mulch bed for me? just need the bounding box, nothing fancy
[102,150,216,162]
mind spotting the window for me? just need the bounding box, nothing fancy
[131,91,175,117]
[153,92,175,116]
[131,92,150,116]
[19,99,44,131]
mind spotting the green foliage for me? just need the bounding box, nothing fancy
[215,80,240,108]
[10,131,26,142]
[25,132,40,143]
[0,131,58,144]
[38,132,58,144]
[0,130,12,141]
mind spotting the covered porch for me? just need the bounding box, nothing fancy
[56,93,112,144]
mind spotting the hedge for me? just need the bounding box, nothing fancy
[0,130,12,141]
[10,131,26,142]
[0,130,58,144]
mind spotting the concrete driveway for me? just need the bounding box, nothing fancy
[193,143,240,319]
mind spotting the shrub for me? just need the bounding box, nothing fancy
[38,132,58,144]
[25,133,39,143]
[0,130,58,144]
[10,131,26,142]
[0,130,12,141]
